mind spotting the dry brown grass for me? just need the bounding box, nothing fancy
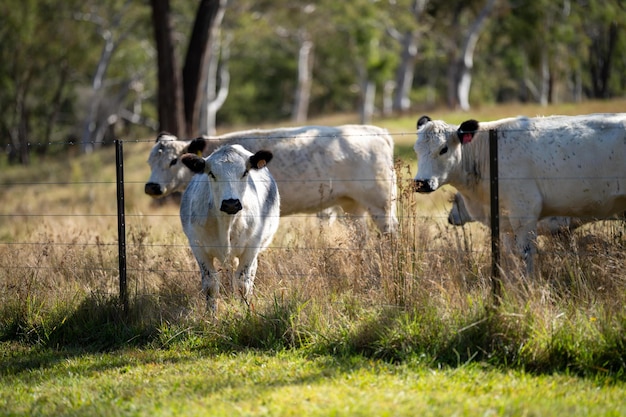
[1,102,625,372]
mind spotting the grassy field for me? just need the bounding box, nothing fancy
[2,346,625,416]
[1,100,626,416]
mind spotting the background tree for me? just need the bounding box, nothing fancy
[150,0,186,138]
[0,0,91,163]
[2,0,626,165]
[578,0,626,98]
[151,0,226,138]
[387,0,431,114]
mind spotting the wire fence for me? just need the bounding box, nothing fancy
[1,127,625,308]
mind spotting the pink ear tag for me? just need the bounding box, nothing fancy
[462,133,473,144]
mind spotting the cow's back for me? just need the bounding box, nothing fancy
[494,114,626,218]
[205,125,396,216]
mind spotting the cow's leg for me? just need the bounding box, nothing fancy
[198,261,220,314]
[347,195,398,237]
[510,217,539,275]
[190,248,220,314]
[338,200,370,239]
[368,204,398,236]
[233,254,259,307]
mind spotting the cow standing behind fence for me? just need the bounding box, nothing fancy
[180,145,280,314]
[145,125,398,236]
[413,113,626,274]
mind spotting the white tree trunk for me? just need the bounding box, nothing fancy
[391,0,428,113]
[81,34,116,153]
[199,0,228,136]
[456,0,496,111]
[392,31,418,112]
[383,80,395,116]
[77,2,130,153]
[360,79,376,124]
[292,36,314,124]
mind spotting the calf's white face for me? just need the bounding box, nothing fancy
[413,117,478,193]
[145,134,206,197]
[145,134,191,197]
[181,145,272,215]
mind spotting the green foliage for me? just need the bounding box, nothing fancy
[2,0,626,155]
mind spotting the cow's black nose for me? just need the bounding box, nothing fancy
[145,182,163,196]
[413,179,433,193]
[220,199,242,214]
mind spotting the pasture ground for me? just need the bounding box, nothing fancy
[1,100,626,415]
[2,344,625,416]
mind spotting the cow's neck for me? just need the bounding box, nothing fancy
[457,137,490,192]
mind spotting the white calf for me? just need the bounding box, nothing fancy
[180,144,280,313]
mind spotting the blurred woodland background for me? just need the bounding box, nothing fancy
[1,0,625,164]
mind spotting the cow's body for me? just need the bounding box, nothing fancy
[146,125,398,235]
[414,113,626,272]
[180,144,280,313]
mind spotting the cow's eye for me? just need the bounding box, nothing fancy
[169,158,177,167]
[208,171,216,179]
[439,146,448,155]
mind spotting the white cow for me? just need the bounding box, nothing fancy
[145,125,398,235]
[413,113,626,273]
[180,144,280,313]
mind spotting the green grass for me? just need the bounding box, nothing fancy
[1,344,625,416]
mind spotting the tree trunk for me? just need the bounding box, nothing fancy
[292,35,314,124]
[391,0,428,113]
[392,31,418,113]
[201,31,230,136]
[81,31,115,153]
[383,80,395,116]
[455,0,496,111]
[589,21,618,98]
[151,0,186,138]
[12,85,30,165]
[360,79,376,124]
[539,49,550,106]
[40,60,70,156]
[182,0,224,137]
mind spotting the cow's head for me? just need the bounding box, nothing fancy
[181,145,273,215]
[448,192,472,226]
[413,116,479,193]
[144,133,208,198]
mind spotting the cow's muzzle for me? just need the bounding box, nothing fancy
[145,182,163,196]
[220,199,242,214]
[413,179,435,193]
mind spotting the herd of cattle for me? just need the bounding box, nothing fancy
[145,113,626,313]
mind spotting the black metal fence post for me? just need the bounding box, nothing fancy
[489,129,502,303]
[115,140,129,313]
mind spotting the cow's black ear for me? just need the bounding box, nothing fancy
[457,119,479,144]
[417,115,432,130]
[187,137,207,156]
[181,153,206,173]
[249,150,273,170]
